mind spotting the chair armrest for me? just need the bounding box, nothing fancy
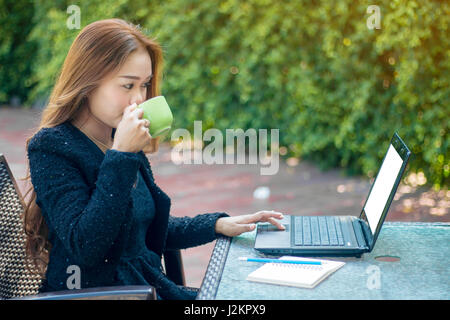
[164,249,186,286]
[11,285,157,300]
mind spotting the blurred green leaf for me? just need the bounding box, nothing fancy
[0,0,448,188]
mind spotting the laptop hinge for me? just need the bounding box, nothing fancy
[358,219,371,250]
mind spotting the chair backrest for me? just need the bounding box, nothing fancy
[0,154,41,299]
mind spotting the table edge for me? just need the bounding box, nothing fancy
[196,236,232,300]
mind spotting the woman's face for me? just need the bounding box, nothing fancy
[88,46,153,129]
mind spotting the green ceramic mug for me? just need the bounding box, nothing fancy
[137,96,174,137]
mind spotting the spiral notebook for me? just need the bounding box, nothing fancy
[246,256,345,289]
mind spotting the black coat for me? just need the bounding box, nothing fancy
[27,121,228,299]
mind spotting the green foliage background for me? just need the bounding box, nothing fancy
[1,0,448,188]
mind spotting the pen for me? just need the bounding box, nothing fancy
[238,257,322,265]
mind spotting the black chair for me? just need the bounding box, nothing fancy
[0,153,186,300]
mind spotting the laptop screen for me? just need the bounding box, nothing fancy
[363,144,404,235]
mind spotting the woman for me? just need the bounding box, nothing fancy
[23,18,285,300]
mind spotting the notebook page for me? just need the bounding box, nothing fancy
[246,256,345,289]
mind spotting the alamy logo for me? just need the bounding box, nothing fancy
[171,121,279,175]
[366,5,381,30]
[66,5,81,30]
[66,265,81,289]
[366,265,381,290]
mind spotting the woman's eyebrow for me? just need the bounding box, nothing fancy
[119,74,153,80]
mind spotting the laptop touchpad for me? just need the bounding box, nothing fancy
[263,224,289,232]
[255,223,291,249]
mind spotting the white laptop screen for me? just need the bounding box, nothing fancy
[364,144,404,235]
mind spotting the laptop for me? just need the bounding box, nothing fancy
[254,133,411,257]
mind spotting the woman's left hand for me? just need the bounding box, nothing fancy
[142,136,160,154]
[215,210,286,237]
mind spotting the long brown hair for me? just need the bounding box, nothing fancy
[21,18,164,277]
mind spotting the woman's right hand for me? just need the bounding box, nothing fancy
[112,103,152,153]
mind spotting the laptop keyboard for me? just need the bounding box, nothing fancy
[294,216,345,246]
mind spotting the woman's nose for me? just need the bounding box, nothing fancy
[131,98,143,106]
[130,93,146,106]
